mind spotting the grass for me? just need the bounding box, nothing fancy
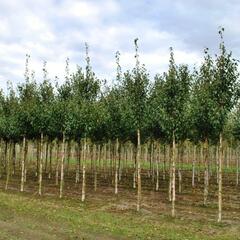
[0,190,240,240]
[43,156,239,174]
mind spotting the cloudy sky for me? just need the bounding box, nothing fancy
[0,0,240,90]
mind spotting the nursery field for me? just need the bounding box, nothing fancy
[1,25,240,239]
[0,166,240,240]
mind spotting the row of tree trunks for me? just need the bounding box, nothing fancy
[0,138,233,181]
[0,136,238,222]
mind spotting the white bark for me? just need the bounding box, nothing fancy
[59,133,65,198]
[192,145,196,188]
[218,133,223,222]
[137,129,141,212]
[81,137,87,202]
[38,133,43,196]
[171,132,176,217]
[20,137,26,192]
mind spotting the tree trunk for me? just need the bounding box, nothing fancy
[168,145,172,202]
[24,140,28,182]
[0,140,2,178]
[44,140,49,173]
[136,129,141,212]
[59,133,65,198]
[216,146,219,184]
[236,148,239,186]
[163,145,166,180]
[156,143,160,191]
[55,141,60,185]
[133,146,136,189]
[81,137,87,202]
[171,132,176,217]
[150,142,153,181]
[115,138,119,194]
[39,133,43,196]
[36,140,40,177]
[218,133,223,222]
[3,141,7,175]
[118,144,122,181]
[192,145,196,188]
[93,144,97,191]
[20,137,26,192]
[5,142,11,190]
[133,145,137,189]
[48,142,53,179]
[75,142,81,183]
[203,138,209,206]
[198,144,203,183]
[97,145,101,170]
[12,142,16,175]
[103,143,107,179]
[178,143,183,194]
[66,140,71,175]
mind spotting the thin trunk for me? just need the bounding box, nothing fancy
[36,140,40,177]
[216,146,219,184]
[98,145,101,170]
[192,145,196,188]
[24,140,28,182]
[59,133,65,198]
[44,140,49,173]
[0,141,2,177]
[156,144,160,191]
[81,138,87,202]
[0,140,2,178]
[171,132,176,217]
[198,145,203,182]
[218,133,223,222]
[109,141,113,178]
[236,151,239,186]
[115,138,119,194]
[144,144,149,177]
[12,142,16,175]
[20,137,26,192]
[39,133,43,196]
[5,142,11,190]
[203,138,209,206]
[150,142,154,181]
[163,145,166,180]
[133,146,136,189]
[48,142,53,179]
[118,144,122,181]
[93,144,97,191]
[4,142,7,174]
[136,129,141,212]
[168,144,172,202]
[75,142,81,184]
[103,144,107,179]
[178,144,183,194]
[55,141,60,185]
[66,140,71,175]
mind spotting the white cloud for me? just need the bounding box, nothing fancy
[0,0,239,91]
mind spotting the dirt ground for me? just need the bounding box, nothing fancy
[0,170,240,239]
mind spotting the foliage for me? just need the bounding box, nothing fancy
[0,30,239,145]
